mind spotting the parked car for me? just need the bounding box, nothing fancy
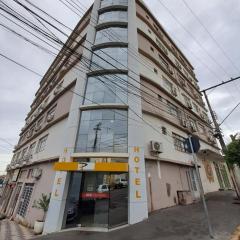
[97,184,109,193]
[115,178,128,188]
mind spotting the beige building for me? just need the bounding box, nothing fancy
[0,0,232,232]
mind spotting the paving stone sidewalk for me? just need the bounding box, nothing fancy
[0,219,34,240]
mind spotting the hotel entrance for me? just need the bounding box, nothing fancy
[64,171,128,229]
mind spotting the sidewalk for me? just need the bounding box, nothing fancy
[0,219,34,240]
[35,191,239,240]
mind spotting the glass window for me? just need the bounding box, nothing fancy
[36,135,48,153]
[76,109,128,153]
[84,74,127,104]
[28,142,36,156]
[163,77,173,92]
[167,101,179,118]
[91,47,127,71]
[95,27,127,45]
[100,0,128,8]
[98,10,127,24]
[17,183,34,217]
[172,132,187,153]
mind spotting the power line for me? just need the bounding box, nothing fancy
[0,1,201,123]
[219,102,240,127]
[0,0,216,149]
[181,0,240,75]
[0,137,15,147]
[0,51,42,76]
[156,0,231,78]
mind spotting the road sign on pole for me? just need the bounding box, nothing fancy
[188,135,214,239]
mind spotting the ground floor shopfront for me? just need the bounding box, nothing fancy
[64,171,128,229]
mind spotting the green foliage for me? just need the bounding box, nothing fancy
[225,140,240,167]
[32,193,51,213]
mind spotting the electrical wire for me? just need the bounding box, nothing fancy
[219,102,240,127]
[0,1,218,150]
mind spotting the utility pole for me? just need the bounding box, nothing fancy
[93,122,101,151]
[202,91,240,199]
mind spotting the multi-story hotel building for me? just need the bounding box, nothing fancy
[0,0,232,233]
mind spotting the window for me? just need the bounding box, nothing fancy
[28,142,36,157]
[167,101,179,118]
[163,77,173,92]
[84,74,128,104]
[17,183,34,217]
[91,47,128,70]
[162,126,167,135]
[158,54,168,69]
[153,24,158,32]
[154,68,158,74]
[183,94,192,108]
[100,0,128,8]
[192,103,199,113]
[76,109,128,153]
[156,38,168,55]
[157,94,162,101]
[146,15,150,20]
[21,147,28,160]
[46,106,56,122]
[98,10,127,24]
[36,117,43,130]
[95,27,127,44]
[188,117,197,131]
[150,46,154,52]
[27,169,33,179]
[172,133,187,152]
[198,124,205,134]
[36,135,48,153]
[148,29,152,34]
[175,60,182,70]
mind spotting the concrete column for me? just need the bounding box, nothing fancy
[43,0,100,233]
[127,0,148,224]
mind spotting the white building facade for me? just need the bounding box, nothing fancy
[0,0,232,233]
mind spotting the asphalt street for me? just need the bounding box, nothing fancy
[35,191,240,240]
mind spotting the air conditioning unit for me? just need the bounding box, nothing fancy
[35,125,41,132]
[46,114,54,122]
[180,118,187,128]
[32,168,42,179]
[189,123,197,132]
[187,102,193,109]
[168,66,174,75]
[171,87,177,97]
[150,141,163,153]
[200,113,204,119]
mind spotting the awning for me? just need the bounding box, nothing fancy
[197,149,224,161]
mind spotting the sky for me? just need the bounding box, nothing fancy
[0,0,240,174]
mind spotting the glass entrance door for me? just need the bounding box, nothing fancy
[65,171,128,229]
[109,173,128,228]
[79,172,109,227]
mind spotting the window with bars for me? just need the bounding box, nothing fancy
[36,135,48,153]
[17,183,34,217]
[172,132,187,152]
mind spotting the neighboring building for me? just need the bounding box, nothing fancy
[0,0,232,233]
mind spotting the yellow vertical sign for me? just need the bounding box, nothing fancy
[133,146,141,199]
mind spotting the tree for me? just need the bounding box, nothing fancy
[225,139,240,167]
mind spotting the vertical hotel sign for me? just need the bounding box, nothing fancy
[133,146,142,199]
[129,144,148,224]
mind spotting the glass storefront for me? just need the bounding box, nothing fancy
[64,171,128,229]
